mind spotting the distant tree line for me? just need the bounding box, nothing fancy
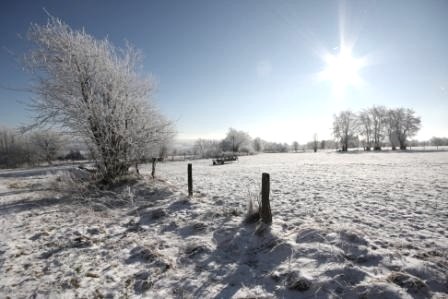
[430,137,448,150]
[333,106,422,151]
[190,106,443,158]
[190,108,435,157]
[192,128,339,159]
[0,126,85,168]
[0,124,174,169]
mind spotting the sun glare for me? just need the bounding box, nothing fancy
[319,45,366,96]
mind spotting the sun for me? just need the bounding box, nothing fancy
[319,45,367,96]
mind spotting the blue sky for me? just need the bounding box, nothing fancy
[1,0,447,143]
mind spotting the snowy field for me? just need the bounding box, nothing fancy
[0,152,447,298]
[155,152,448,297]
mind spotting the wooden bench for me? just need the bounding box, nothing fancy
[212,155,238,165]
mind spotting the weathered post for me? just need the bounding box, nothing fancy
[188,163,193,197]
[260,172,272,224]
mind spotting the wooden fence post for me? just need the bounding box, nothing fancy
[188,163,193,197]
[260,172,272,224]
[151,158,157,178]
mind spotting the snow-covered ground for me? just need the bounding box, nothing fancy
[0,152,447,298]
[154,152,448,297]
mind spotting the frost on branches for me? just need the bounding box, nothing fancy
[24,17,174,182]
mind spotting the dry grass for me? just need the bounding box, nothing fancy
[7,180,32,189]
[387,271,428,294]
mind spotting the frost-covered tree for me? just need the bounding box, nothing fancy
[358,106,387,151]
[333,111,357,152]
[370,106,387,150]
[386,108,421,150]
[357,110,373,151]
[399,108,421,150]
[30,130,62,165]
[386,109,399,150]
[253,137,264,153]
[193,139,221,158]
[24,17,173,182]
[221,128,252,153]
[0,127,35,168]
[193,139,206,157]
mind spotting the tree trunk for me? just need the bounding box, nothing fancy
[151,158,157,178]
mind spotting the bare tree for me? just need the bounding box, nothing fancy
[430,137,445,150]
[0,127,35,168]
[30,130,62,165]
[24,17,173,182]
[400,109,421,150]
[386,108,421,150]
[370,106,387,150]
[253,137,264,153]
[386,109,399,150]
[333,111,357,152]
[358,109,373,151]
[193,139,206,157]
[0,127,60,168]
